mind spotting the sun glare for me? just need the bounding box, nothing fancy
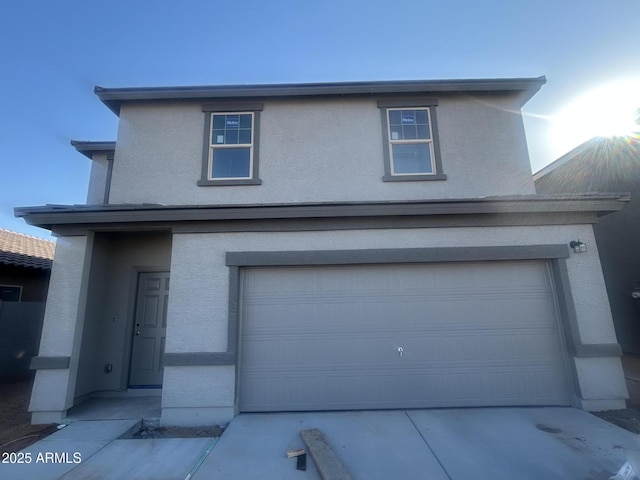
[550,79,640,158]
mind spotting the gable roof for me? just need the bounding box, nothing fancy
[95,76,546,115]
[0,229,56,270]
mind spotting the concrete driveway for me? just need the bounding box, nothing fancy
[1,407,637,479]
[194,408,639,480]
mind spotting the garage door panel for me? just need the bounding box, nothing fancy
[242,331,560,368]
[239,262,572,412]
[241,367,568,411]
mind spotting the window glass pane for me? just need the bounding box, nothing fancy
[212,147,251,178]
[390,126,402,140]
[213,129,225,144]
[392,143,433,174]
[238,129,252,144]
[239,114,252,128]
[225,130,239,144]
[225,115,240,128]
[416,124,431,139]
[400,110,416,125]
[415,109,429,125]
[402,125,417,139]
[388,110,402,125]
[212,115,225,129]
[0,286,21,301]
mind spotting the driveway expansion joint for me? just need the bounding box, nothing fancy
[405,410,453,480]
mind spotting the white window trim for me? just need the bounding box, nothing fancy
[208,112,255,181]
[386,107,436,176]
[377,99,446,182]
[198,102,262,187]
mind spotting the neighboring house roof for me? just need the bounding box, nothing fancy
[95,76,546,115]
[70,140,116,159]
[0,229,56,270]
[533,138,604,181]
[534,136,640,192]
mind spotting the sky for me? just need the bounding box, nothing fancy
[1,0,639,239]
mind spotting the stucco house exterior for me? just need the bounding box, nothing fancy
[16,77,629,426]
[535,136,640,354]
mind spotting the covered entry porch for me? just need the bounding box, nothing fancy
[27,231,171,424]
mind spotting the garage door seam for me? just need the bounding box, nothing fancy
[405,411,453,480]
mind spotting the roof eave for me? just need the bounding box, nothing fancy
[95,76,547,115]
[14,194,627,230]
[71,140,116,159]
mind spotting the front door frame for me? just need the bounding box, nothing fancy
[121,267,170,390]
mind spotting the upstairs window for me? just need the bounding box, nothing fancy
[378,100,446,182]
[211,113,253,178]
[199,103,262,186]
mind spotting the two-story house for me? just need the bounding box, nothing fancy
[16,77,629,426]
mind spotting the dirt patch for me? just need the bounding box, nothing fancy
[593,408,640,434]
[0,377,58,453]
[124,423,226,439]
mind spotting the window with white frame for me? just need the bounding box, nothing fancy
[378,100,446,181]
[199,103,262,186]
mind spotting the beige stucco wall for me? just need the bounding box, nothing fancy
[161,223,625,425]
[29,235,92,423]
[28,223,625,425]
[86,152,111,204]
[108,93,535,206]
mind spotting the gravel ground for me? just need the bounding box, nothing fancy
[0,377,57,453]
[124,423,226,439]
[594,408,640,435]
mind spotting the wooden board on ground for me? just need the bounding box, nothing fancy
[300,428,353,480]
[287,448,305,458]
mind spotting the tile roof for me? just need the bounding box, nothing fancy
[0,229,56,270]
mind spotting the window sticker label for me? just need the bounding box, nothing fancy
[401,114,415,124]
[226,119,239,127]
[391,132,399,140]
[216,135,224,143]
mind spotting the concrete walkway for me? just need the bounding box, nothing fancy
[0,407,637,479]
[0,419,217,480]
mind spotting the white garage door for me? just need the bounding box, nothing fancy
[239,261,573,412]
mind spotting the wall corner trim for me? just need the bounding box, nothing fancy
[163,352,236,366]
[30,356,71,370]
[574,343,623,358]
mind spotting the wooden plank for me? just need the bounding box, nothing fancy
[286,448,305,458]
[300,429,353,480]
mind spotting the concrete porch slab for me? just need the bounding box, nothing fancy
[66,396,161,421]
